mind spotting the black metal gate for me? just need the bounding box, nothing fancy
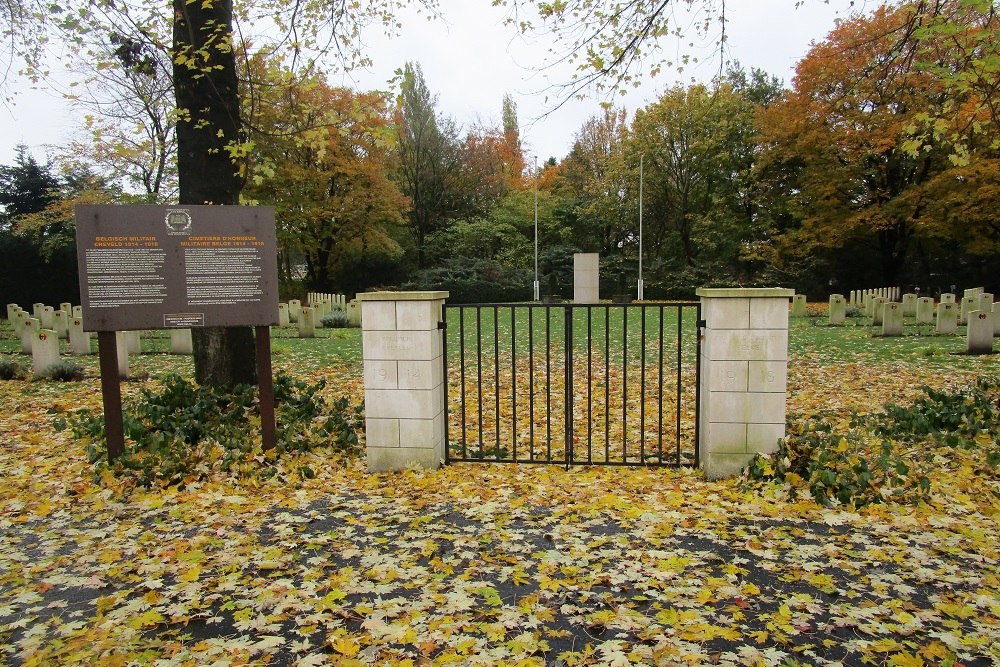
[442,302,701,467]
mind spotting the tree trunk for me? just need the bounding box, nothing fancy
[173,0,256,387]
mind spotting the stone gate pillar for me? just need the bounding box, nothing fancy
[696,288,794,480]
[359,291,449,473]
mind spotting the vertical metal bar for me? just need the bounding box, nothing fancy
[546,304,552,462]
[587,307,593,464]
[460,308,468,460]
[529,306,535,461]
[622,305,628,463]
[443,307,451,464]
[494,305,501,460]
[604,306,610,463]
[658,305,665,464]
[640,305,646,464]
[676,304,684,465]
[511,306,517,462]
[564,305,573,467]
[694,303,703,468]
[476,307,484,459]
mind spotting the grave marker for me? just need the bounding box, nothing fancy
[901,293,917,316]
[871,297,887,325]
[347,299,361,326]
[298,306,316,338]
[881,302,903,336]
[6,303,18,320]
[960,296,975,325]
[22,318,39,353]
[69,317,93,355]
[278,303,290,326]
[32,303,44,320]
[994,304,1000,337]
[916,297,934,325]
[53,310,69,339]
[940,293,956,305]
[288,299,301,323]
[791,294,807,317]
[573,253,600,304]
[170,329,193,354]
[40,305,55,329]
[828,294,846,325]
[60,302,73,316]
[115,331,129,379]
[124,330,141,355]
[13,310,27,336]
[967,311,994,354]
[936,303,958,334]
[32,329,60,375]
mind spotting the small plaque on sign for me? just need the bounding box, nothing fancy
[165,313,205,328]
[165,209,192,235]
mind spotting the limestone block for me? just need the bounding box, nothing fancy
[364,388,443,420]
[398,413,446,449]
[361,300,397,330]
[748,360,787,393]
[707,360,749,393]
[747,423,784,455]
[702,452,756,481]
[367,446,441,473]
[288,299,301,323]
[936,303,958,335]
[704,298,750,330]
[397,359,444,390]
[749,297,790,330]
[362,330,442,361]
[364,360,400,389]
[916,297,935,324]
[32,329,60,375]
[69,318,93,355]
[170,329,193,354]
[790,294,807,317]
[278,303,289,327]
[702,329,788,362]
[881,302,903,336]
[703,422,747,453]
[708,391,785,425]
[396,300,442,331]
[21,318,38,353]
[967,311,994,354]
[573,253,600,304]
[40,306,55,329]
[52,311,69,339]
[366,418,400,448]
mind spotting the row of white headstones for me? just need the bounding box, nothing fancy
[5,292,357,377]
[790,287,998,353]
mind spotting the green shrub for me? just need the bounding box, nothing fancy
[744,378,999,507]
[846,306,863,318]
[38,360,85,381]
[320,310,350,328]
[55,371,363,489]
[0,358,26,380]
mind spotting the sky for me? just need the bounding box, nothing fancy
[0,0,865,168]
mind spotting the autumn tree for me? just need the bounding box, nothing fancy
[242,62,409,295]
[757,1,998,288]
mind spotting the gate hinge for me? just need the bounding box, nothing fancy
[437,320,446,330]
[696,319,707,329]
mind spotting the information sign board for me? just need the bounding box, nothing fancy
[75,205,279,331]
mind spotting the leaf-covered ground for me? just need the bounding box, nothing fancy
[1,321,998,666]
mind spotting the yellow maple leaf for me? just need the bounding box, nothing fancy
[330,635,360,657]
[889,650,926,667]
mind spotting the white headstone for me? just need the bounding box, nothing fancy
[278,303,290,326]
[21,318,39,353]
[288,299,301,323]
[347,299,361,327]
[59,302,72,316]
[994,303,1000,337]
[977,293,993,314]
[901,293,917,316]
[32,303,44,320]
[882,302,903,336]
[116,331,129,379]
[936,302,958,335]
[72,305,83,318]
[940,293,956,305]
[69,318,93,355]
[871,297,887,326]
[967,311,994,354]
[13,310,27,336]
[6,303,18,320]
[298,306,316,338]
[828,294,846,325]
[170,329,193,354]
[52,310,69,339]
[31,329,61,376]
[40,305,55,329]
[791,294,807,317]
[915,297,934,325]
[960,296,976,325]
[124,330,141,355]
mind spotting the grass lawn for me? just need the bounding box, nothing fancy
[0,310,998,666]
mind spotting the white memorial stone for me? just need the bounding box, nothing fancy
[994,303,1000,337]
[69,318,93,355]
[32,303,44,320]
[573,253,600,304]
[967,311,994,354]
[6,303,18,320]
[940,293,956,305]
[13,310,27,336]
[298,306,316,338]
[278,303,290,327]
[52,310,69,339]
[347,299,362,327]
[936,303,958,335]
[170,329,193,354]
[40,306,55,329]
[791,294,807,317]
[881,302,903,336]
[116,331,129,379]
[828,294,846,325]
[59,302,72,316]
[124,330,141,355]
[31,329,60,375]
[21,317,39,353]
[916,297,934,324]
[72,305,82,318]
[901,293,917,316]
[960,296,976,325]
[288,299,301,323]
[871,297,887,325]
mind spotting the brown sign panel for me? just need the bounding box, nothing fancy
[75,205,279,331]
